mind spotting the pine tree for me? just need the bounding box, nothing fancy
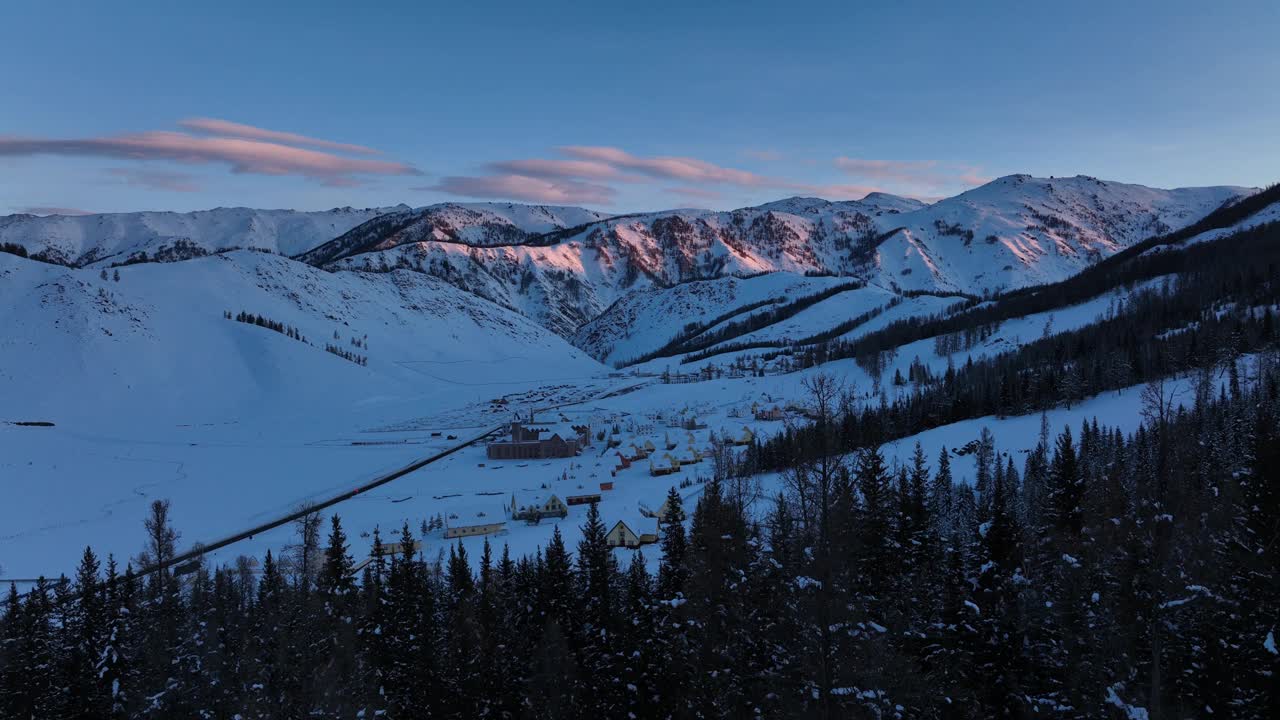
[63,547,108,720]
[312,514,358,717]
[930,446,954,536]
[656,488,688,600]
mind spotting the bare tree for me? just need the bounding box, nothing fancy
[290,507,323,593]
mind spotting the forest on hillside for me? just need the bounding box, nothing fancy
[3,352,1278,718]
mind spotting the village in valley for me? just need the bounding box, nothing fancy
[365,391,802,570]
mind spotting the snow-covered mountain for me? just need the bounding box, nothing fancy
[869,175,1252,293]
[301,177,1252,338]
[0,249,601,427]
[0,205,411,268]
[296,202,610,266]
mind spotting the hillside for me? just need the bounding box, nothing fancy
[0,249,602,428]
[0,205,409,267]
[295,202,610,266]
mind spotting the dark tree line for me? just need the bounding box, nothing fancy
[735,220,1280,458]
[619,281,865,367]
[227,311,308,344]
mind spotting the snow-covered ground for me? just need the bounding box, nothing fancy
[0,250,611,580]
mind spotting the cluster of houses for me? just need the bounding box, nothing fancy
[418,406,761,556]
[753,402,786,421]
[486,417,592,460]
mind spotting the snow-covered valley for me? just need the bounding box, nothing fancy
[1,178,1276,586]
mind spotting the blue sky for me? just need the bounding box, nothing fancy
[2,0,1276,214]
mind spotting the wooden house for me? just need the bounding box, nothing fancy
[566,493,602,506]
[734,427,755,446]
[444,521,506,539]
[606,520,641,548]
[509,493,569,522]
[649,453,680,476]
[382,539,422,556]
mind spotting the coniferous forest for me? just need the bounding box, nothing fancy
[2,356,1279,718]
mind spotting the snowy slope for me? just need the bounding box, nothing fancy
[871,175,1253,294]
[0,205,409,267]
[296,202,610,266]
[1174,196,1280,249]
[572,273,856,364]
[0,250,602,427]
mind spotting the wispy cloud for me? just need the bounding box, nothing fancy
[559,146,774,187]
[178,117,382,156]
[17,206,94,216]
[661,186,724,209]
[427,145,987,207]
[434,147,789,206]
[834,156,989,194]
[663,186,723,200]
[105,167,202,192]
[422,175,616,205]
[0,121,420,188]
[486,158,638,183]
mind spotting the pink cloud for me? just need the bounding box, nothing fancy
[424,174,616,205]
[0,126,420,187]
[663,186,723,200]
[426,145,987,207]
[487,158,637,182]
[178,117,382,156]
[559,146,773,187]
[834,156,990,192]
[105,167,201,192]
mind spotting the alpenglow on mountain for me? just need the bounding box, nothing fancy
[1,175,1255,341]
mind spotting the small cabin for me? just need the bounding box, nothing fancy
[599,481,614,492]
[606,520,641,548]
[444,522,506,539]
[378,539,423,557]
[735,427,755,446]
[650,453,680,476]
[511,493,569,522]
[566,493,602,506]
